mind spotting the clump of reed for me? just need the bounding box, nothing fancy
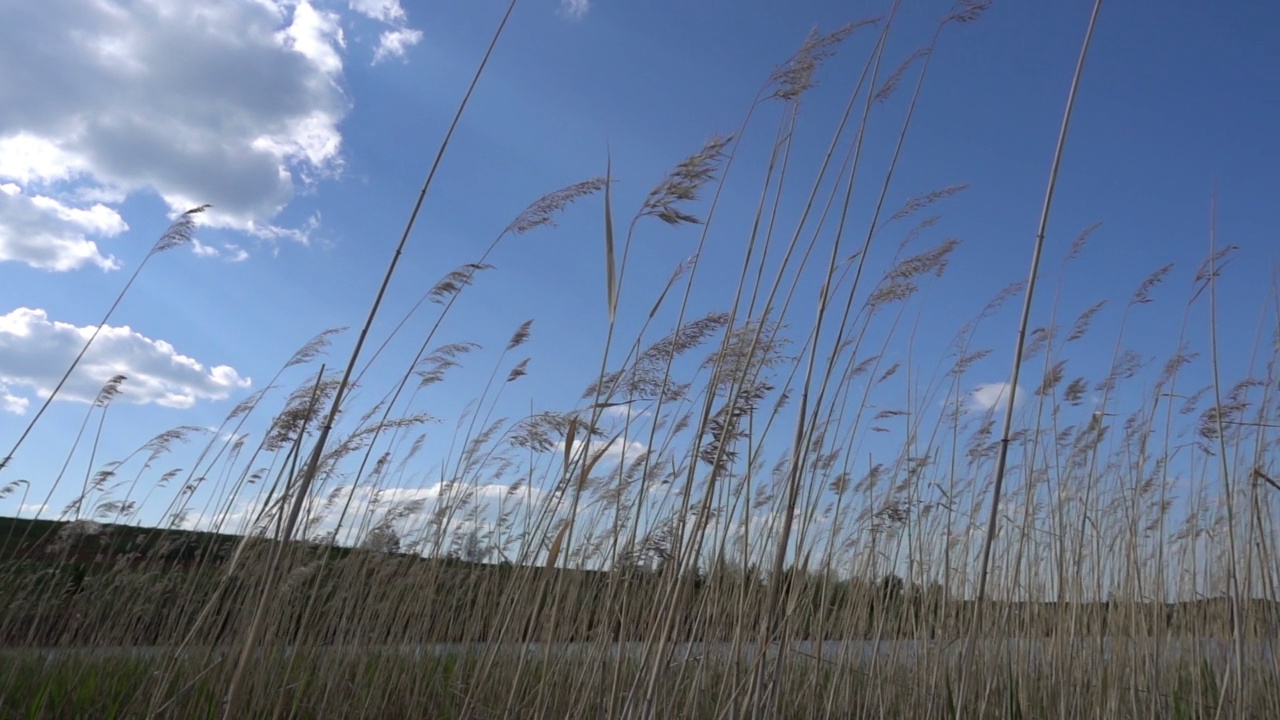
[2,1,1278,718]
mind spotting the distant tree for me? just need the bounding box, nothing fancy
[922,580,944,607]
[360,524,401,554]
[879,574,905,604]
[459,529,490,564]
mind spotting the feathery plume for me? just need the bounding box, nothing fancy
[506,319,534,351]
[150,204,211,255]
[888,184,967,223]
[769,21,874,102]
[286,328,347,369]
[640,136,734,226]
[874,49,931,104]
[93,375,127,408]
[505,178,608,235]
[506,358,530,383]
[1130,263,1175,306]
[428,263,495,304]
[944,0,991,26]
[1066,222,1102,261]
[1067,300,1107,342]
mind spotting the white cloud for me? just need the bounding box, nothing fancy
[277,0,345,77]
[558,435,648,469]
[1,387,28,415]
[0,134,87,185]
[190,478,544,554]
[190,239,221,258]
[559,0,590,20]
[600,403,648,421]
[380,482,514,504]
[0,307,250,410]
[373,27,424,64]
[0,0,352,267]
[190,238,257,262]
[349,0,407,24]
[225,244,251,262]
[966,381,1025,413]
[0,183,125,271]
[573,403,648,424]
[348,0,420,64]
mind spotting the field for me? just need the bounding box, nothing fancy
[2,1,1278,718]
[2,515,1278,718]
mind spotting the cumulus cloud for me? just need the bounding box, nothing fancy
[281,0,346,76]
[349,0,407,24]
[559,0,591,20]
[0,307,250,411]
[379,482,533,505]
[573,403,648,424]
[558,435,648,469]
[0,182,125,271]
[0,0,357,269]
[966,381,1025,413]
[0,134,87,185]
[349,0,421,63]
[373,27,424,64]
[600,403,648,421]
[1,388,28,415]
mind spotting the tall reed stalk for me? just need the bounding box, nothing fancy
[2,2,1276,719]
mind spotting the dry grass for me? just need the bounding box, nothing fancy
[2,1,1279,718]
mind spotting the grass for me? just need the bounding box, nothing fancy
[2,0,1279,717]
[1,645,1276,719]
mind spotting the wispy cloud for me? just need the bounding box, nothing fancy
[350,0,422,64]
[373,27,423,64]
[559,0,591,21]
[1,387,28,415]
[190,239,253,262]
[966,381,1025,413]
[225,244,251,263]
[190,238,221,259]
[349,0,408,24]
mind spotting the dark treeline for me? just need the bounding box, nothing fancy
[3,517,1276,647]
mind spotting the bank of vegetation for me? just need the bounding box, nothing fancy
[2,1,1278,717]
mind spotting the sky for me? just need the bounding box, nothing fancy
[0,0,1277,565]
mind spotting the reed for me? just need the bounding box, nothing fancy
[2,1,1277,718]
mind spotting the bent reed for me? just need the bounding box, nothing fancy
[3,1,1278,718]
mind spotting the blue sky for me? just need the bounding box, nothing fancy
[0,0,1276,563]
